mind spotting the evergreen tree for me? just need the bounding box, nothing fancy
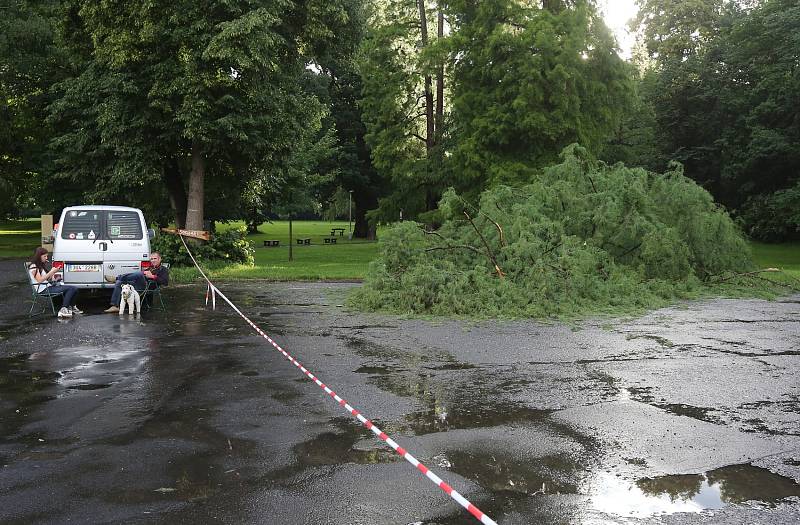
[359,0,632,222]
[447,0,631,193]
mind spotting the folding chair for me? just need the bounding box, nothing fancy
[25,262,65,317]
[140,263,169,312]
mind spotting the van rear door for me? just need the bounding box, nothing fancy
[103,210,147,281]
[58,209,105,286]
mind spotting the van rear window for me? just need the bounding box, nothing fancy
[61,210,101,240]
[107,211,142,240]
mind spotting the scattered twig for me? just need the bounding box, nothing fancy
[482,212,506,248]
[464,210,505,278]
[586,175,597,193]
[425,245,484,256]
[455,194,507,248]
[618,242,642,259]
[541,241,563,257]
[421,226,485,256]
[710,268,780,284]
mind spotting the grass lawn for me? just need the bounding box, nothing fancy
[750,241,800,284]
[0,218,42,258]
[172,220,379,281]
[2,218,799,286]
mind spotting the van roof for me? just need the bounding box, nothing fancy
[62,206,143,212]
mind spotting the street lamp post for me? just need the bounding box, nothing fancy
[348,190,353,234]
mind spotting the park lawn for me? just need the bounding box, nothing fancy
[0,219,41,258]
[750,241,800,283]
[169,220,381,282]
[2,218,798,285]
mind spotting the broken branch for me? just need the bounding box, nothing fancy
[464,210,505,278]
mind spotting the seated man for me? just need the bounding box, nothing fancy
[105,252,169,313]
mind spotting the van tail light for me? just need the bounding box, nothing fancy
[141,260,152,270]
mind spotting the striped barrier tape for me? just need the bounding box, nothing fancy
[177,234,498,525]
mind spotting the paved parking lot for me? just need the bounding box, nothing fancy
[1,259,799,524]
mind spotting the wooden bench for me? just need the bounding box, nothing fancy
[296,238,311,245]
[330,227,346,237]
[324,237,337,244]
[263,240,280,247]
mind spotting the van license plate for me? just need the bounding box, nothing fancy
[68,264,100,272]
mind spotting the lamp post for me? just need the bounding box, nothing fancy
[348,190,353,234]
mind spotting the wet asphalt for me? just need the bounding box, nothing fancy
[1,258,799,524]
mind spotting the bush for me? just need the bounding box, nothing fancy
[738,183,800,242]
[150,226,255,267]
[350,145,756,318]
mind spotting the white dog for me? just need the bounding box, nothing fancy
[119,283,141,316]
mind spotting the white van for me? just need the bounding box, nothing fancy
[53,206,155,289]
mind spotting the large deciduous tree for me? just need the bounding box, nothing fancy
[632,0,800,239]
[0,0,65,217]
[47,0,334,231]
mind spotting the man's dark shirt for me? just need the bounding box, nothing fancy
[148,265,169,286]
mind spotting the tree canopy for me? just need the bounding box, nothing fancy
[2,0,798,245]
[626,0,800,240]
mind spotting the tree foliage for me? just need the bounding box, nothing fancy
[351,145,755,318]
[0,0,66,217]
[46,0,332,230]
[630,0,800,240]
[447,0,631,192]
[359,0,632,222]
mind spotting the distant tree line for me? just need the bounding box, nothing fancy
[1,0,797,241]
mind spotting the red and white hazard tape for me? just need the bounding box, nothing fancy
[179,235,498,525]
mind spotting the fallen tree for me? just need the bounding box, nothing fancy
[351,145,790,318]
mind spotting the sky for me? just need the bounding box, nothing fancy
[599,0,640,58]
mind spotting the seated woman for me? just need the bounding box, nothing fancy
[28,247,82,318]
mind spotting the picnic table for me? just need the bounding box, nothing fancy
[263,240,280,247]
[330,227,346,236]
[296,238,311,245]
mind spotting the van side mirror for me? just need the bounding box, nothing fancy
[147,228,156,239]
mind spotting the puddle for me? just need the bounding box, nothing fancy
[625,334,675,347]
[292,417,398,468]
[0,354,60,436]
[354,365,395,375]
[424,363,477,371]
[447,450,581,495]
[654,403,722,423]
[397,405,552,435]
[68,383,112,391]
[269,417,399,482]
[591,464,800,517]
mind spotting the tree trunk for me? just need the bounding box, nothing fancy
[418,0,434,151]
[163,158,187,229]
[353,189,379,240]
[185,141,205,233]
[247,218,260,234]
[435,10,444,144]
